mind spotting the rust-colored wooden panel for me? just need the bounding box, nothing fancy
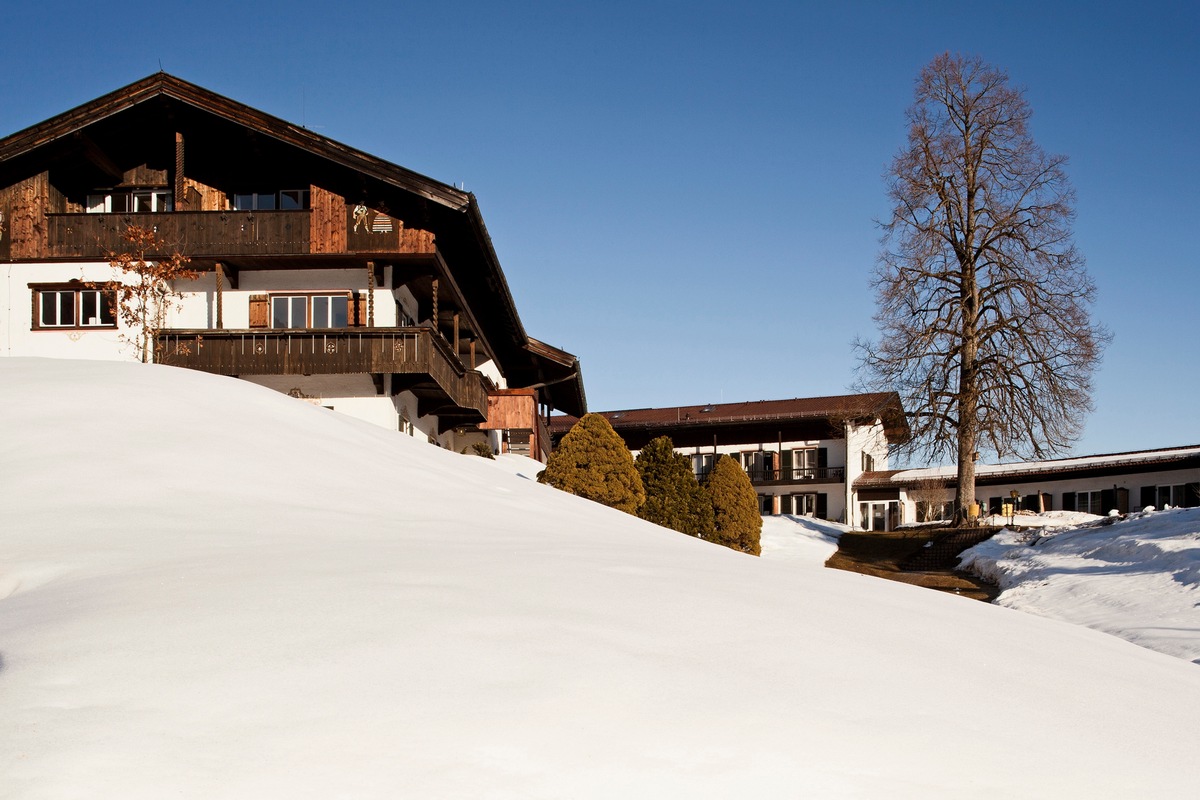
[0,172,49,259]
[248,294,269,328]
[119,164,168,187]
[183,178,225,210]
[399,227,435,254]
[355,293,368,327]
[479,391,537,431]
[310,185,346,253]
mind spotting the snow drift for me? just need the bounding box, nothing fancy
[2,358,1199,798]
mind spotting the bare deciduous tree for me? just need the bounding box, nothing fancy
[92,225,198,363]
[856,53,1109,522]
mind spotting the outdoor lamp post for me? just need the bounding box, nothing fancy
[1009,490,1020,526]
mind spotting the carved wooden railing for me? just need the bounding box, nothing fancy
[155,326,487,417]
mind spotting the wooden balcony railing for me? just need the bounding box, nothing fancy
[45,210,312,258]
[694,466,846,485]
[155,326,487,418]
[747,467,845,485]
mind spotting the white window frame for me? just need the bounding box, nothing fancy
[34,286,117,329]
[270,293,349,329]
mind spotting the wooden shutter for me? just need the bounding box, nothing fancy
[1062,492,1076,512]
[817,448,828,468]
[1100,489,1116,514]
[349,291,368,327]
[248,294,269,328]
[1186,483,1200,509]
[780,495,793,515]
[816,493,827,520]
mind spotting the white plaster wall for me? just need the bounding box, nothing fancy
[241,374,399,430]
[393,284,418,325]
[475,358,505,389]
[2,262,135,361]
[4,262,497,444]
[843,421,891,527]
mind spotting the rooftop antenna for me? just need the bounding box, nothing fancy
[158,58,164,72]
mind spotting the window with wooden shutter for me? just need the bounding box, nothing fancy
[780,494,793,515]
[1062,492,1076,512]
[816,493,827,520]
[248,294,269,328]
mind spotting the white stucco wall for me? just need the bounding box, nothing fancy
[3,262,488,443]
[3,262,134,361]
[844,421,891,528]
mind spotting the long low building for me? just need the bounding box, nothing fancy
[552,396,1200,530]
[857,445,1200,524]
[550,393,911,529]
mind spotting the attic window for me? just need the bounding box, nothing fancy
[610,413,624,420]
[700,405,715,413]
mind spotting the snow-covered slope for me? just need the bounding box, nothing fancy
[961,509,1200,663]
[3,358,1199,798]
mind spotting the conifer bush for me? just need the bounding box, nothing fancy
[702,455,762,555]
[635,436,715,539]
[540,414,645,514]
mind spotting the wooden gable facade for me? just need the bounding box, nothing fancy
[0,73,584,449]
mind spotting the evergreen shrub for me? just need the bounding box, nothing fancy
[540,414,645,514]
[635,436,715,539]
[702,455,762,555]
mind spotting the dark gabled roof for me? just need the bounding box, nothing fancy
[550,392,908,442]
[0,72,471,209]
[525,337,586,417]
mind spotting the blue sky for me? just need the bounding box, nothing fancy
[2,2,1196,461]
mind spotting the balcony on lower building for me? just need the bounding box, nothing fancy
[746,467,846,486]
[155,326,488,420]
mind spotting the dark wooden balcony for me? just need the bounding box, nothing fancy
[155,326,488,419]
[694,466,846,486]
[42,208,437,260]
[45,210,312,258]
[747,467,845,486]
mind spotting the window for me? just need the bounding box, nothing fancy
[86,190,172,213]
[270,294,349,328]
[234,190,309,211]
[793,493,817,516]
[1157,485,1186,508]
[693,453,715,480]
[744,451,772,481]
[793,448,818,479]
[1077,490,1105,515]
[33,285,117,329]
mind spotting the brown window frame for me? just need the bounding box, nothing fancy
[30,282,118,331]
